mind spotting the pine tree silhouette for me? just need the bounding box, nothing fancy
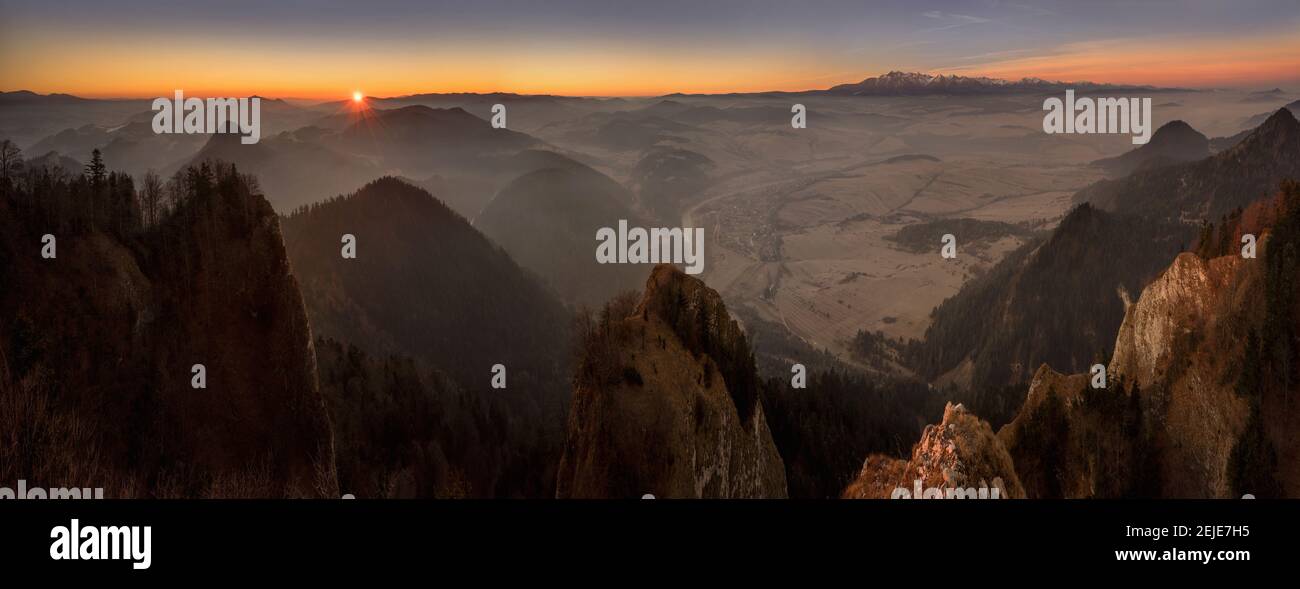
[85,148,106,230]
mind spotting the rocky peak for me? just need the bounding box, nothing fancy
[844,402,1024,499]
[1093,120,1210,176]
[1224,107,1300,162]
[556,265,786,498]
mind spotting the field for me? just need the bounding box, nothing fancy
[527,90,1285,361]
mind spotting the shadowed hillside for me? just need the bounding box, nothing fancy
[1091,120,1209,177]
[316,337,563,498]
[0,159,336,497]
[476,164,648,306]
[281,177,570,400]
[280,177,573,497]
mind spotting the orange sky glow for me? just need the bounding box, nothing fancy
[3,29,1298,99]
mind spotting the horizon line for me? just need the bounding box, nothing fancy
[7,72,1282,103]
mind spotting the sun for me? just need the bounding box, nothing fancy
[352,91,363,103]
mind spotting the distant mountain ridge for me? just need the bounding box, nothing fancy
[1243,99,1300,128]
[1092,120,1209,177]
[0,90,95,104]
[181,104,549,212]
[1078,108,1300,220]
[824,71,1175,96]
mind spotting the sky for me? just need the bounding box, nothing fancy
[1,0,1298,99]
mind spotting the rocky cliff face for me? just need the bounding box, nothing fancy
[843,402,1024,499]
[1110,252,1251,497]
[1110,253,1244,388]
[0,166,336,497]
[1000,251,1259,498]
[997,364,1146,498]
[556,265,787,498]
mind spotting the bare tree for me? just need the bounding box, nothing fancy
[0,139,22,183]
[141,170,163,227]
[166,169,185,211]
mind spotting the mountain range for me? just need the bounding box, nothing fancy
[908,108,1300,391]
[4,73,1299,500]
[824,71,1175,96]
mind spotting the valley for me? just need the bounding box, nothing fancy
[4,70,1299,499]
[7,81,1296,374]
